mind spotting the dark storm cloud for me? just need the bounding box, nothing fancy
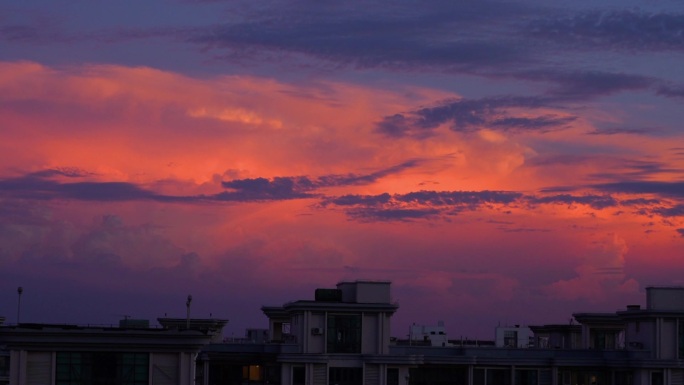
[592,181,684,197]
[657,84,684,99]
[322,190,524,221]
[652,205,684,218]
[0,25,48,42]
[586,127,655,136]
[621,198,661,206]
[397,190,522,206]
[0,170,173,202]
[190,1,533,71]
[376,69,662,139]
[0,161,422,204]
[346,207,441,222]
[489,115,576,131]
[329,194,392,207]
[526,10,684,51]
[0,9,70,44]
[218,177,317,201]
[375,95,572,137]
[219,160,422,201]
[317,159,422,186]
[498,226,551,233]
[536,71,655,99]
[325,190,522,208]
[29,168,93,178]
[527,194,619,210]
[588,159,684,181]
[322,188,682,222]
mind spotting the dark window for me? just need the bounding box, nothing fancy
[487,369,510,385]
[614,370,633,385]
[409,366,468,385]
[0,354,10,377]
[387,368,399,385]
[515,369,538,385]
[679,319,684,359]
[329,367,362,385]
[56,352,148,385]
[651,372,663,385]
[504,331,518,347]
[293,366,306,385]
[327,314,361,353]
[474,369,485,385]
[558,369,607,385]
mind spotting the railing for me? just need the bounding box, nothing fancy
[389,345,652,360]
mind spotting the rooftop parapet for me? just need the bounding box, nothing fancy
[646,286,684,310]
[336,280,392,304]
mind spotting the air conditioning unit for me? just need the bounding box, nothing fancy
[311,327,323,335]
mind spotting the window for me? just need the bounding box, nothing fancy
[615,371,633,385]
[242,365,262,382]
[327,314,361,353]
[329,367,362,385]
[0,354,9,377]
[293,366,305,385]
[679,319,684,359]
[651,372,663,385]
[515,369,538,385]
[410,366,468,385]
[56,352,148,385]
[487,369,510,385]
[504,331,518,347]
[591,330,617,350]
[387,368,399,385]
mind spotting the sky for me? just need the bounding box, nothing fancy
[1,0,684,339]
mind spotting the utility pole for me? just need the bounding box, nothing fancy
[17,286,23,324]
[186,295,192,330]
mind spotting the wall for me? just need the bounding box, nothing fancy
[647,287,684,310]
[362,314,380,354]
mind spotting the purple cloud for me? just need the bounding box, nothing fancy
[527,194,618,210]
[592,181,684,198]
[375,95,572,137]
[527,10,684,52]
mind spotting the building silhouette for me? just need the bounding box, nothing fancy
[2,282,684,385]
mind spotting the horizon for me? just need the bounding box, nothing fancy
[0,280,654,339]
[1,0,683,340]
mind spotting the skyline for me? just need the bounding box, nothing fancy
[1,0,684,338]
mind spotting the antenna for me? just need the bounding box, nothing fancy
[17,287,23,324]
[186,294,192,329]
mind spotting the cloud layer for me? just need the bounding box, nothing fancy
[1,0,684,337]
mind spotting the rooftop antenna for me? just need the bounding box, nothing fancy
[186,294,192,329]
[16,287,23,324]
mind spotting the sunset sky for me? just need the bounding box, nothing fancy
[1,0,684,338]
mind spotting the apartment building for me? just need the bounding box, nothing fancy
[2,283,684,385]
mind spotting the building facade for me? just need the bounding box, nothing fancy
[0,319,224,385]
[201,283,684,385]
[3,283,684,385]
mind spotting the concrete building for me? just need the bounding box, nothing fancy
[0,318,226,385]
[494,325,534,348]
[408,321,449,347]
[3,283,684,385]
[201,283,684,385]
